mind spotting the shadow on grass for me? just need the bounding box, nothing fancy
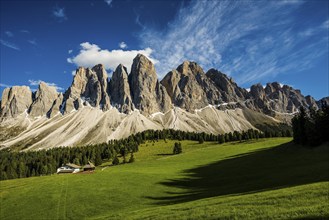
[147,142,329,205]
[157,153,174,156]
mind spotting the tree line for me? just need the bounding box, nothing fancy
[0,128,292,181]
[292,102,329,146]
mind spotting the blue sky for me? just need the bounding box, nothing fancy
[0,0,328,100]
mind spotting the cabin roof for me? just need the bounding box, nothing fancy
[65,163,81,169]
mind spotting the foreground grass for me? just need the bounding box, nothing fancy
[0,138,328,219]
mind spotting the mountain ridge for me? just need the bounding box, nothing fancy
[0,54,326,150]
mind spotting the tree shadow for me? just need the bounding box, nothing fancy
[147,142,329,205]
[157,153,173,156]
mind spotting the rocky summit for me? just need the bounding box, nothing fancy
[129,54,172,115]
[0,54,326,150]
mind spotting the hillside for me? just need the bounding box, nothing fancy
[1,138,328,219]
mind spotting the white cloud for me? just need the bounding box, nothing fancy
[27,39,37,45]
[28,80,64,91]
[52,7,67,21]
[5,31,13,37]
[140,0,327,85]
[104,0,113,6]
[321,20,329,29]
[20,30,30,34]
[72,70,76,76]
[119,41,127,49]
[0,83,12,88]
[67,42,157,73]
[276,0,304,5]
[68,49,73,54]
[0,39,20,51]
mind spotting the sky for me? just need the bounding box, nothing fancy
[0,0,328,100]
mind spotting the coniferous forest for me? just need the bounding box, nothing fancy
[292,102,329,146]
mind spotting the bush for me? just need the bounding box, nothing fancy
[128,153,135,163]
[173,142,182,154]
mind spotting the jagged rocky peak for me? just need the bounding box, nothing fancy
[265,82,281,94]
[305,95,318,108]
[0,86,33,119]
[206,68,248,102]
[64,64,111,112]
[317,96,329,108]
[161,61,222,111]
[247,81,318,114]
[176,61,204,76]
[250,83,266,99]
[109,64,134,113]
[129,54,171,115]
[28,81,58,117]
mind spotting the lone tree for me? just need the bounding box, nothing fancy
[112,155,119,165]
[173,142,182,154]
[199,135,204,144]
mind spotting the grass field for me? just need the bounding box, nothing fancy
[0,138,328,219]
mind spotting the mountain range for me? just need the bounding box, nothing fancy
[0,54,327,150]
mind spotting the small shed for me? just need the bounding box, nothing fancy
[57,163,81,174]
[83,161,95,171]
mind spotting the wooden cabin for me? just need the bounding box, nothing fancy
[83,161,95,171]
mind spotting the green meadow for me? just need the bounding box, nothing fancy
[0,138,328,219]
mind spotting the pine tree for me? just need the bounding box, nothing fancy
[173,142,182,154]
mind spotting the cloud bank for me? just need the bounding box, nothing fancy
[67,42,157,73]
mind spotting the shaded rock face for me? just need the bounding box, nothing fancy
[161,61,221,111]
[247,82,315,114]
[47,93,64,118]
[305,95,318,109]
[63,64,111,112]
[129,54,171,115]
[109,64,133,113]
[206,69,248,102]
[0,86,32,119]
[29,82,58,117]
[317,96,329,108]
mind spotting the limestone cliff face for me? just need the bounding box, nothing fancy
[109,64,133,113]
[91,64,111,110]
[0,86,32,119]
[63,64,111,113]
[28,82,58,117]
[47,93,64,118]
[129,54,171,115]
[161,61,221,111]
[206,68,248,102]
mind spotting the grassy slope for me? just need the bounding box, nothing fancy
[0,138,328,220]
